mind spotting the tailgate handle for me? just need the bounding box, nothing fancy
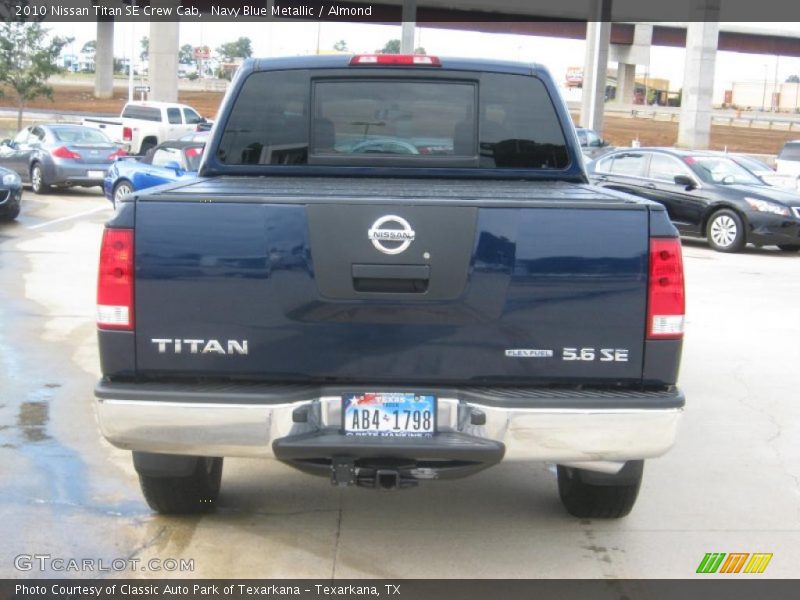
[351,264,430,294]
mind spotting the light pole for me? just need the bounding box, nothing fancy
[762,64,768,112]
[128,1,136,102]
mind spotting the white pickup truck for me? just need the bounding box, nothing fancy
[83,101,210,155]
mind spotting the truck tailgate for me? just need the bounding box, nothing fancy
[132,178,649,385]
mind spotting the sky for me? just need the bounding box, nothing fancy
[50,21,800,95]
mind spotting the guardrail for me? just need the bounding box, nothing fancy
[567,100,800,132]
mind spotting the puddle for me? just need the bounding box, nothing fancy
[17,400,50,442]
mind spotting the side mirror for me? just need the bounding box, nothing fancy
[674,174,696,189]
[164,160,183,174]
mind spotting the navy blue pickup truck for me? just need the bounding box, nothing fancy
[95,55,685,517]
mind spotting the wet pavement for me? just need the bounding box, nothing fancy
[1,188,798,579]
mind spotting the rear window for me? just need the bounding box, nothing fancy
[52,127,111,144]
[778,143,800,161]
[122,105,162,122]
[216,70,569,170]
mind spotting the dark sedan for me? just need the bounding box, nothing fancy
[587,147,800,252]
[0,165,23,221]
[0,124,126,194]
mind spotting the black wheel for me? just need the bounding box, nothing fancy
[1,203,20,221]
[706,209,745,252]
[30,163,50,194]
[113,181,133,204]
[777,244,800,252]
[557,460,644,519]
[138,456,223,514]
[139,140,157,156]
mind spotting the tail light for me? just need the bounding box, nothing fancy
[123,127,133,142]
[52,146,81,160]
[349,54,441,67]
[97,228,134,330]
[647,238,685,339]
[108,148,127,160]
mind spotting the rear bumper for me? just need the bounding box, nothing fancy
[46,161,111,186]
[95,381,684,468]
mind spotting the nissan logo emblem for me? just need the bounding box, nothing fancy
[367,215,416,255]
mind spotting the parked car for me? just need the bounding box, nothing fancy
[104,140,204,205]
[720,153,800,192]
[96,54,686,518]
[0,165,23,221]
[82,101,209,155]
[575,127,613,159]
[0,125,125,194]
[587,147,800,252]
[775,140,800,177]
[179,131,210,143]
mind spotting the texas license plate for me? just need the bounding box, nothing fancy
[343,393,436,437]
[87,170,105,178]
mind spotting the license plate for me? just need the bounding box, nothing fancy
[343,392,435,437]
[87,170,105,178]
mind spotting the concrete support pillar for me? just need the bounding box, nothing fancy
[615,62,636,105]
[401,0,416,53]
[94,18,114,99]
[579,0,612,132]
[148,9,179,103]
[677,3,720,149]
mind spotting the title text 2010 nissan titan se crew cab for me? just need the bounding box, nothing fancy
[94,55,686,517]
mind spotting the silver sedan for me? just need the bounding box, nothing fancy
[0,124,126,194]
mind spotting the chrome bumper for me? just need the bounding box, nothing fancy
[95,382,683,468]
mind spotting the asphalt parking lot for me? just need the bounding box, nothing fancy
[1,188,798,579]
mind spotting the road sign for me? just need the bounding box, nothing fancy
[194,46,210,60]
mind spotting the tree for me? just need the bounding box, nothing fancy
[0,22,71,130]
[82,40,96,54]
[216,37,252,62]
[786,74,800,83]
[179,44,194,65]
[139,36,149,61]
[377,39,426,54]
[333,40,348,52]
[378,39,401,54]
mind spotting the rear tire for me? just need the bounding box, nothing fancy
[138,456,223,514]
[706,209,745,253]
[30,163,50,194]
[113,181,133,204]
[777,244,800,252]
[557,460,644,519]
[139,139,157,156]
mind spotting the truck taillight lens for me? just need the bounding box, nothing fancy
[123,127,132,142]
[97,228,134,330]
[52,146,81,160]
[647,238,685,339]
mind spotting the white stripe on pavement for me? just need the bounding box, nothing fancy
[28,205,111,230]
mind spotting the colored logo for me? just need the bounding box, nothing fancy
[696,552,772,574]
